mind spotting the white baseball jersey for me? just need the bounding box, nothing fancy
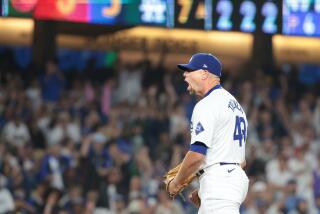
[190,86,247,169]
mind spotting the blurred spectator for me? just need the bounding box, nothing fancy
[43,189,62,214]
[129,175,143,201]
[115,62,142,105]
[81,111,100,138]
[59,184,84,213]
[101,78,116,116]
[80,133,110,191]
[2,112,31,147]
[0,175,15,213]
[26,78,42,109]
[289,145,314,201]
[154,189,184,214]
[243,181,274,214]
[40,60,65,102]
[28,181,48,213]
[246,144,266,179]
[283,179,304,213]
[313,155,320,200]
[46,111,81,145]
[266,150,294,190]
[169,103,189,140]
[96,167,124,211]
[38,143,67,190]
[289,198,309,214]
[127,196,148,214]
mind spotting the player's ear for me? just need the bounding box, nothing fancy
[201,70,209,80]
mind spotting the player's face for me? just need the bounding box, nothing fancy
[183,69,204,96]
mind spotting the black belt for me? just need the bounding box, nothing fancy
[220,162,239,166]
[196,162,239,177]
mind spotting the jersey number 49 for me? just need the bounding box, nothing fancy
[233,116,247,147]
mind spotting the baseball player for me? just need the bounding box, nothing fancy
[166,53,249,213]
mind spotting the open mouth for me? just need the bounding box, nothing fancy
[184,78,193,92]
[184,79,189,86]
[185,81,190,90]
[186,82,192,91]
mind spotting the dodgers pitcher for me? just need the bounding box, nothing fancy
[166,53,249,213]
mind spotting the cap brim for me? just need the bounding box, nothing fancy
[177,63,198,71]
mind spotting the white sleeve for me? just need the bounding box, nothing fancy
[190,103,217,147]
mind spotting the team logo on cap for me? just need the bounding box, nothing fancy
[203,64,207,68]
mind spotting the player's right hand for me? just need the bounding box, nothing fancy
[189,189,201,208]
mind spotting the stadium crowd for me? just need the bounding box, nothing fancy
[0,48,319,214]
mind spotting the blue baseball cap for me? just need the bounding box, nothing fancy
[177,53,222,77]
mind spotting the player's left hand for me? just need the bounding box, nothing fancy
[163,162,196,199]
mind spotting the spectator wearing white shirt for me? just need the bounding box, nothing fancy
[46,112,81,145]
[0,175,14,213]
[266,151,294,189]
[2,114,30,147]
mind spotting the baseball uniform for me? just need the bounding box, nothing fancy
[191,85,249,214]
[177,53,249,213]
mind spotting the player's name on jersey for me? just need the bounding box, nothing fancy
[228,99,243,113]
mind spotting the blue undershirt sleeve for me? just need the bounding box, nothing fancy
[189,141,208,155]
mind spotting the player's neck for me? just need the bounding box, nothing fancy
[202,79,220,97]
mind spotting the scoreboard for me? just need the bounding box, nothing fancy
[1,0,281,34]
[283,0,320,36]
[173,0,280,34]
[1,0,320,37]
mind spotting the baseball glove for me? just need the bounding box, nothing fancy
[163,163,197,197]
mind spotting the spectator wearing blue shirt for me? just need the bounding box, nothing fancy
[40,60,65,102]
[284,179,304,213]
